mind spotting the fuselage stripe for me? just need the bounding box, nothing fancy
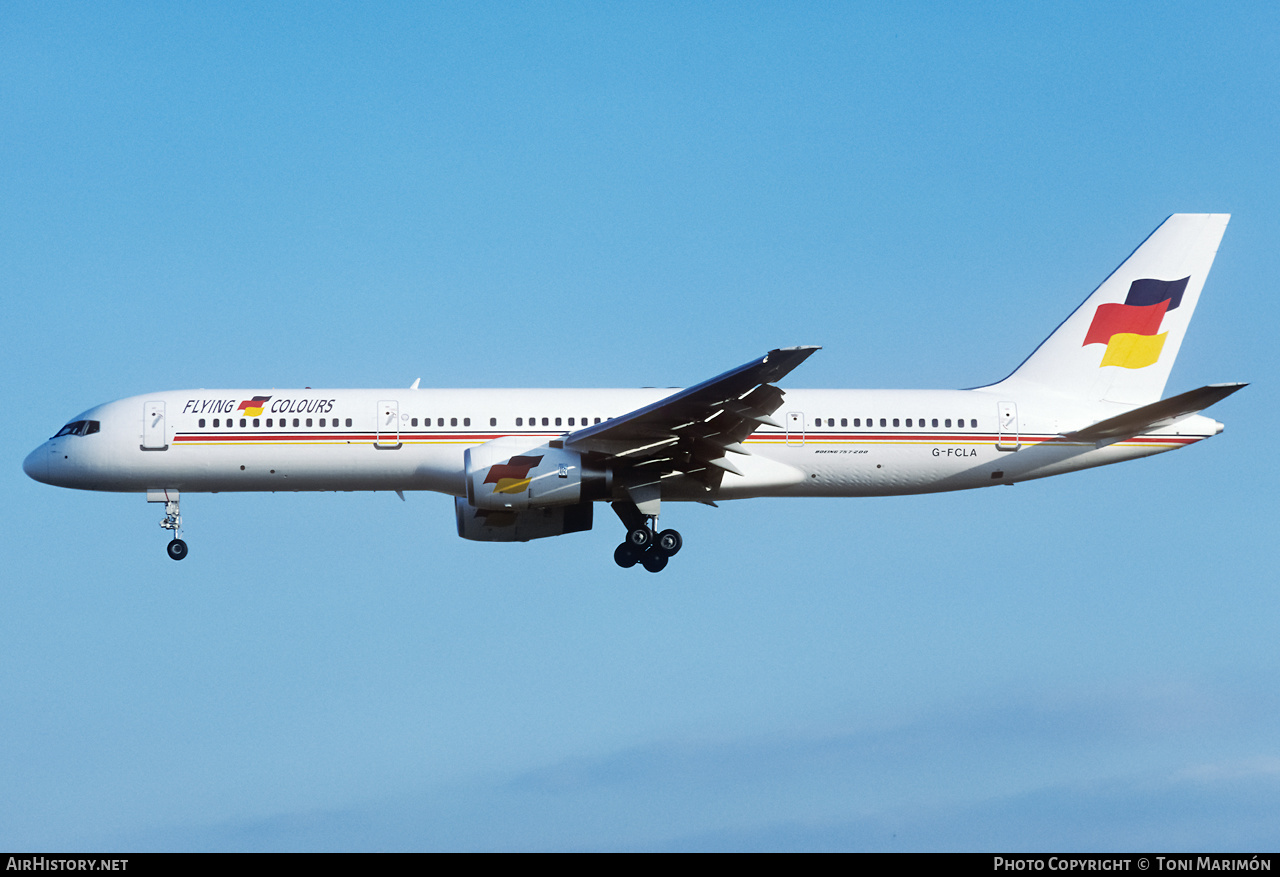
[170,431,1205,448]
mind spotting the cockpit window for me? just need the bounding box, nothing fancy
[52,420,100,438]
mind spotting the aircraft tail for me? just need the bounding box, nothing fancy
[988,214,1229,405]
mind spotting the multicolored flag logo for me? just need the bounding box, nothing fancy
[484,455,544,495]
[237,395,272,417]
[1082,277,1189,369]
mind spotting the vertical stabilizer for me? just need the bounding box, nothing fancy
[988,214,1229,405]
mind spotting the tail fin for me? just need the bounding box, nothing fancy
[988,214,1229,405]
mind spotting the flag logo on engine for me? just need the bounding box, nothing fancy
[484,455,544,494]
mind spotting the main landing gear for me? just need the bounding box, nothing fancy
[611,502,682,573]
[151,491,188,561]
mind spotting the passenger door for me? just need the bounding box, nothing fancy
[376,400,401,448]
[996,401,1020,451]
[142,401,167,450]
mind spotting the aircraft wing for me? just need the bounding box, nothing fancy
[1061,382,1247,443]
[564,346,820,485]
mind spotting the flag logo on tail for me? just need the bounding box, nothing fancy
[1083,277,1189,369]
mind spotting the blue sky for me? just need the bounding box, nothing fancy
[3,2,1277,851]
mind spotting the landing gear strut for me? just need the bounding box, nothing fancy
[611,502,681,573]
[150,490,188,561]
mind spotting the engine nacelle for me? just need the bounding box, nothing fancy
[465,436,611,511]
[455,497,593,542]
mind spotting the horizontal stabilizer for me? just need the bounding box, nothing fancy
[1062,382,1247,443]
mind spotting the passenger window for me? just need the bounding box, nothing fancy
[345,418,352,427]
[410,418,417,427]
[199,419,206,428]
[841,418,847,427]
[253,418,260,428]
[906,419,912,427]
[854,418,860,427]
[541,417,548,426]
[239,418,247,427]
[945,419,951,427]
[594,417,601,424]
[932,418,938,427]
[213,419,220,428]
[880,418,886,427]
[893,418,900,427]
[516,417,523,427]
[306,418,313,427]
[437,418,444,427]
[293,418,300,427]
[490,418,497,427]
[568,417,575,426]
[450,417,457,427]
[970,419,977,428]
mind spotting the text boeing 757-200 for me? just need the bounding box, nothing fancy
[24,214,1245,572]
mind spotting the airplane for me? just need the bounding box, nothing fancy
[24,214,1245,572]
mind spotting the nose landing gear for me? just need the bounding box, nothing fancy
[149,489,188,561]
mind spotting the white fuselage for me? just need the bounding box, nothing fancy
[23,386,1221,501]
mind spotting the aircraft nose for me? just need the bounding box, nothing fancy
[23,445,48,483]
